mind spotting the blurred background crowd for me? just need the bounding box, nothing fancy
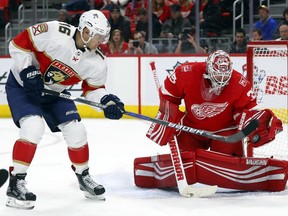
[0,0,287,55]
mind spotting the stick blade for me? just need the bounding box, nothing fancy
[180,185,218,198]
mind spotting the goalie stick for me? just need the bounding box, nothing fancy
[0,169,8,188]
[42,89,259,143]
[150,61,217,197]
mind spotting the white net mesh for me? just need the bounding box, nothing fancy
[246,42,288,160]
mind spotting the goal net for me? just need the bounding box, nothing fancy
[246,41,288,160]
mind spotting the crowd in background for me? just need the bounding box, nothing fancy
[1,0,288,55]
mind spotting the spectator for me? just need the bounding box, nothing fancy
[273,7,288,39]
[152,0,171,23]
[126,31,158,54]
[252,28,263,41]
[101,0,115,11]
[62,0,91,11]
[125,0,149,29]
[175,27,208,54]
[275,23,288,41]
[254,5,277,40]
[100,29,128,54]
[160,4,192,39]
[179,0,195,24]
[57,9,71,24]
[136,8,162,40]
[229,28,247,53]
[108,4,131,42]
[199,0,222,37]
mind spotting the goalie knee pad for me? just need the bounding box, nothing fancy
[58,120,87,148]
[19,115,45,144]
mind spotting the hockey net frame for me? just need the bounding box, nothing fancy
[246,41,288,160]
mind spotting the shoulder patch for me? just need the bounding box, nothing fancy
[239,76,247,87]
[32,23,48,36]
[181,65,193,72]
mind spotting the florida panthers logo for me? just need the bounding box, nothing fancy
[43,60,81,85]
[191,102,228,120]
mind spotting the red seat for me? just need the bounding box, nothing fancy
[101,10,110,19]
[0,0,9,22]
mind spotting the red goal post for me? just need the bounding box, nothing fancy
[246,41,288,160]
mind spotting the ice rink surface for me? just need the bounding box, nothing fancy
[0,118,288,216]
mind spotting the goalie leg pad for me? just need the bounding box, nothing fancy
[134,151,196,188]
[134,150,288,192]
[195,149,288,192]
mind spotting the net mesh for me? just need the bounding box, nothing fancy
[246,43,288,160]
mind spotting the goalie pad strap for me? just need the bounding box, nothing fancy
[134,150,288,191]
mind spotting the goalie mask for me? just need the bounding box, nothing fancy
[204,50,233,94]
[78,10,111,45]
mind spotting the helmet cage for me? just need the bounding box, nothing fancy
[206,50,233,90]
[78,10,111,45]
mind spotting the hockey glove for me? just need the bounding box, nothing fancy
[146,98,186,146]
[20,65,44,103]
[238,109,283,147]
[100,94,125,119]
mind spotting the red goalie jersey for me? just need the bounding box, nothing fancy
[157,60,257,156]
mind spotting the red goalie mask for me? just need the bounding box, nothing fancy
[205,50,233,94]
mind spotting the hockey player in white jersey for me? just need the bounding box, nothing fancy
[5,10,125,209]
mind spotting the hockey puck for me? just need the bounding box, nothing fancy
[252,134,260,143]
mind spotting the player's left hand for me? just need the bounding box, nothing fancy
[20,65,44,103]
[239,109,283,147]
[100,94,125,119]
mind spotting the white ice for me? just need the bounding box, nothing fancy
[0,118,288,216]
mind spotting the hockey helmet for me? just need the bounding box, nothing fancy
[204,50,233,94]
[78,10,111,44]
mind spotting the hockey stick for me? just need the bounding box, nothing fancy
[42,89,259,143]
[0,169,8,188]
[169,136,217,197]
[150,62,217,197]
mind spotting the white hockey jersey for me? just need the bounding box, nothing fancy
[9,21,109,101]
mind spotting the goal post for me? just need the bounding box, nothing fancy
[246,41,288,160]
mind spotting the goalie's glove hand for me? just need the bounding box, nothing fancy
[100,94,125,119]
[20,65,44,103]
[240,109,283,147]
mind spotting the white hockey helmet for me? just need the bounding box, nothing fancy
[78,10,111,44]
[204,50,233,94]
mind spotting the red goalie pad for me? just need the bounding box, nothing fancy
[134,151,196,188]
[134,150,288,192]
[238,109,283,147]
[146,99,186,146]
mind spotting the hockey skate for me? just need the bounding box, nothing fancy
[74,167,106,201]
[6,172,36,209]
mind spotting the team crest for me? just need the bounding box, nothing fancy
[32,23,48,36]
[191,102,229,120]
[44,60,80,85]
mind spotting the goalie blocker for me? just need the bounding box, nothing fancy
[134,149,288,192]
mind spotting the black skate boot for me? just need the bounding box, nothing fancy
[73,166,105,200]
[6,171,36,209]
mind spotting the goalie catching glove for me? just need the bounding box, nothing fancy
[146,99,186,145]
[100,94,125,120]
[238,109,283,147]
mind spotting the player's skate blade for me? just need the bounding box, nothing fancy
[6,197,35,209]
[82,191,106,201]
